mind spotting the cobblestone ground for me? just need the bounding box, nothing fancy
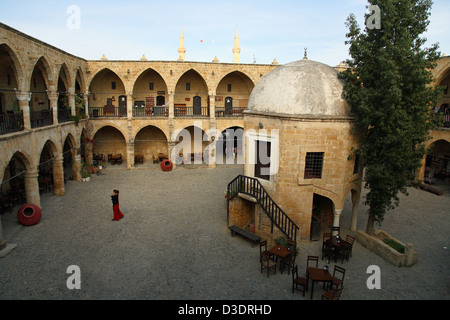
[0,166,449,300]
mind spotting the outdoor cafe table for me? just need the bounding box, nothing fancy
[326,237,351,262]
[307,267,333,300]
[268,245,293,266]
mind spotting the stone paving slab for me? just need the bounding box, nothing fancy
[0,167,449,300]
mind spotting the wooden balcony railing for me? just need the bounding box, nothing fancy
[90,106,127,118]
[58,108,72,123]
[133,106,168,117]
[0,112,24,135]
[175,106,210,118]
[30,109,53,128]
[215,107,245,117]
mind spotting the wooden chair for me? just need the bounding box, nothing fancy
[307,255,319,268]
[292,265,308,297]
[321,286,344,300]
[286,239,297,250]
[345,234,355,258]
[116,154,123,165]
[322,241,335,262]
[280,251,296,275]
[153,155,159,164]
[107,154,113,163]
[260,251,277,277]
[330,265,345,290]
[323,232,331,242]
[259,240,273,261]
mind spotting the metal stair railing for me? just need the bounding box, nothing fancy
[226,175,299,241]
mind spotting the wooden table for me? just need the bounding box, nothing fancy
[134,154,144,164]
[111,154,122,164]
[158,153,167,162]
[307,267,333,300]
[326,237,351,262]
[269,245,291,260]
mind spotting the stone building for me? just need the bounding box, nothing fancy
[1,21,449,251]
[228,58,364,242]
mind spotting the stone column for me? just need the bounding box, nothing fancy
[126,140,135,170]
[168,92,175,119]
[48,92,58,125]
[52,157,65,196]
[127,93,133,119]
[72,154,82,182]
[16,91,32,130]
[209,94,215,119]
[84,93,90,118]
[332,209,343,236]
[68,92,76,116]
[350,198,360,231]
[24,169,41,208]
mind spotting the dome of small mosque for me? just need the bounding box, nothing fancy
[247,59,350,117]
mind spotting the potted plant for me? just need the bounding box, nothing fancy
[98,161,105,170]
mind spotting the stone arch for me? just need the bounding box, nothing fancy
[92,125,127,165]
[216,126,244,165]
[29,56,53,91]
[174,69,209,109]
[0,150,32,184]
[58,63,71,93]
[423,139,450,184]
[174,125,209,164]
[88,68,127,112]
[74,67,86,94]
[0,43,25,91]
[134,125,169,164]
[132,67,169,111]
[62,132,78,181]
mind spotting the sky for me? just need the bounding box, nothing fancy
[0,0,449,66]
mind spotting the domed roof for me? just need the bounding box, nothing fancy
[247,59,349,117]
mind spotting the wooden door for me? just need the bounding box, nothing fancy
[193,96,201,115]
[255,140,271,180]
[119,95,127,116]
[225,97,233,114]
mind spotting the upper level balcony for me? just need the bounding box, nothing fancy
[0,112,24,135]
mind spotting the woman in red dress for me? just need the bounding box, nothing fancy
[111,189,124,221]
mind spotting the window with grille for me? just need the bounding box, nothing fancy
[304,152,324,179]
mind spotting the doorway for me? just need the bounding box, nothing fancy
[255,140,271,180]
[118,95,127,116]
[225,97,233,115]
[193,96,201,115]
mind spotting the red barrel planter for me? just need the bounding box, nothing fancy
[17,204,42,226]
[161,159,173,171]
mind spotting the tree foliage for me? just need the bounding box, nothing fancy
[339,0,441,233]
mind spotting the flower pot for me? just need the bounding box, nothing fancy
[161,159,173,171]
[17,204,42,226]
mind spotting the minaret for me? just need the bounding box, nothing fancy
[178,27,186,62]
[232,27,241,64]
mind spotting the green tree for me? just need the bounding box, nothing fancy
[339,0,442,234]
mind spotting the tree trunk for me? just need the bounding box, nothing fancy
[366,210,375,235]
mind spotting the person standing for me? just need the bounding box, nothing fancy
[111,189,124,221]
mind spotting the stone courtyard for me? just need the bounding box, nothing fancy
[0,166,449,300]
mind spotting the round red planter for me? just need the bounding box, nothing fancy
[17,204,42,226]
[161,159,173,171]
